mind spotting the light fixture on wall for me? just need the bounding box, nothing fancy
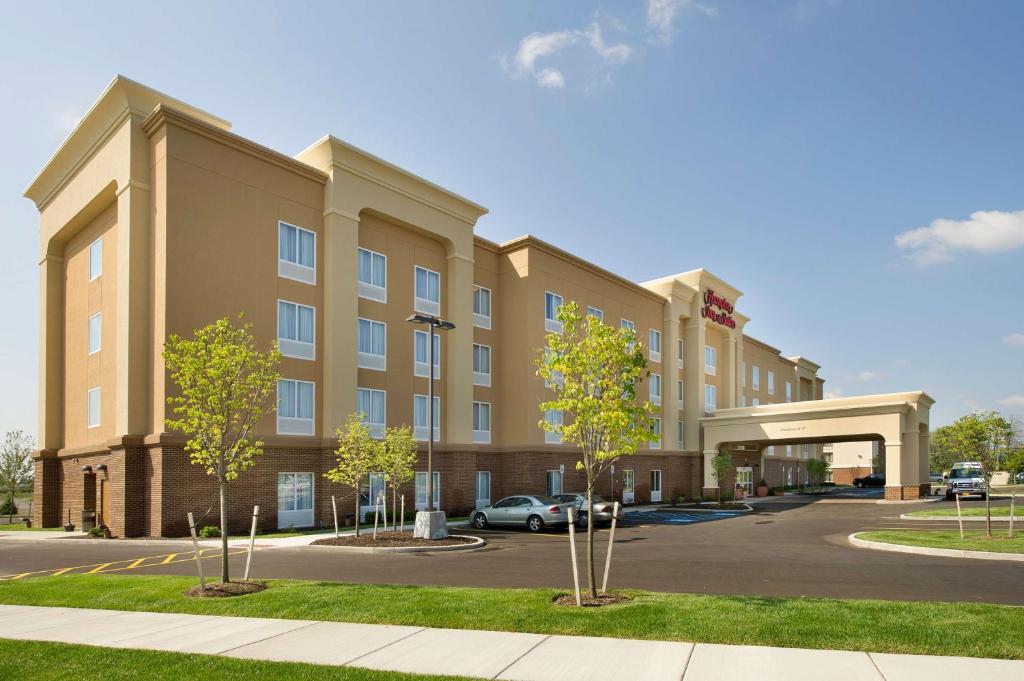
[96,464,108,472]
[80,465,92,473]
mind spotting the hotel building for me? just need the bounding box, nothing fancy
[26,77,843,537]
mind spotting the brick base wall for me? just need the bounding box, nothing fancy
[831,466,872,486]
[884,484,929,501]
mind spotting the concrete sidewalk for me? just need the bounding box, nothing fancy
[1,605,1022,680]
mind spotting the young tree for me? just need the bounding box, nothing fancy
[937,411,1014,536]
[163,316,281,583]
[806,457,830,490]
[379,425,417,531]
[1,431,34,524]
[710,451,732,504]
[325,413,382,537]
[537,301,656,599]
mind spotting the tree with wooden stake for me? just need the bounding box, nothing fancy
[0,430,34,525]
[537,301,657,600]
[710,450,733,506]
[379,425,417,532]
[163,316,281,585]
[324,413,382,538]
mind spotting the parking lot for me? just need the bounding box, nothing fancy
[2,496,1021,605]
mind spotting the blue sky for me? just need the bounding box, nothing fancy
[1,0,1022,439]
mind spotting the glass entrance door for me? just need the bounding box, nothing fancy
[736,467,753,495]
[650,470,662,503]
[475,471,491,509]
[546,470,563,496]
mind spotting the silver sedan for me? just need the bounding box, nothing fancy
[554,493,621,527]
[472,495,569,532]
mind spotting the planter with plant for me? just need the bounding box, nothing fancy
[756,479,769,497]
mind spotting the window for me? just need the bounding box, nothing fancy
[278,222,316,284]
[414,266,441,315]
[786,382,793,402]
[620,319,635,332]
[472,344,491,387]
[415,471,440,510]
[413,330,441,379]
[546,470,563,496]
[356,388,386,438]
[413,394,441,442]
[277,379,314,435]
[587,306,603,322]
[786,445,793,457]
[704,345,717,375]
[544,409,562,444]
[752,366,761,391]
[87,387,101,428]
[88,237,103,281]
[803,445,810,459]
[363,472,386,507]
[676,420,685,448]
[704,385,717,412]
[649,329,662,362]
[767,445,775,456]
[356,318,385,370]
[473,286,491,329]
[88,312,102,354]
[542,348,563,390]
[544,292,563,333]
[279,301,316,360]
[277,473,314,529]
[767,371,775,395]
[741,361,746,387]
[649,373,661,406]
[357,248,387,302]
[677,339,684,363]
[650,418,661,449]
[677,379,684,404]
[739,394,746,407]
[475,471,491,507]
[473,402,491,444]
[752,398,760,407]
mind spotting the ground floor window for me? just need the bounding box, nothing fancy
[650,469,662,502]
[475,471,491,508]
[359,472,386,509]
[415,471,440,510]
[277,472,314,529]
[546,470,563,496]
[622,469,635,504]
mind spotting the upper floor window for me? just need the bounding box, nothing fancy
[278,222,316,285]
[356,318,386,371]
[786,445,793,457]
[544,292,563,333]
[587,307,603,322]
[752,365,761,391]
[277,379,314,436]
[676,420,685,448]
[473,401,491,444]
[544,408,563,444]
[741,361,746,387]
[677,379,684,405]
[414,266,441,315]
[88,237,103,281]
[87,387,101,428]
[356,387,386,439]
[649,330,662,363]
[786,382,793,402]
[767,371,775,395]
[413,394,441,442]
[739,394,746,407]
[704,385,717,412]
[473,286,492,329]
[473,344,492,387]
[413,330,441,379]
[620,319,635,333]
[704,345,717,375]
[278,300,315,360]
[649,373,662,406]
[650,418,661,450]
[357,248,387,302]
[752,397,760,406]
[677,339,684,363]
[88,312,102,355]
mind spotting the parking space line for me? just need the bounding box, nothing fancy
[126,557,147,569]
[0,545,264,581]
[160,553,177,564]
[86,562,112,574]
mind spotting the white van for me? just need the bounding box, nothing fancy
[945,462,986,500]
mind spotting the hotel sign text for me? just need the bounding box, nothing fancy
[702,289,737,329]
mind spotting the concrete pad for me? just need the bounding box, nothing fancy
[352,627,548,678]
[498,634,692,681]
[0,605,40,621]
[114,614,316,654]
[20,610,205,645]
[0,606,123,638]
[223,620,423,665]
[683,644,881,681]
[871,652,1024,681]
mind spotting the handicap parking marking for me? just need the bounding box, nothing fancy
[619,509,743,526]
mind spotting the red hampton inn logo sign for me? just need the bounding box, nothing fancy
[701,289,736,329]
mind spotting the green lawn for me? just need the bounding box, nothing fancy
[906,507,1018,518]
[0,524,62,532]
[0,639,477,681]
[1,575,1023,659]
[859,530,1024,554]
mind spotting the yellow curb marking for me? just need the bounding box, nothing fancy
[160,553,177,564]
[86,562,112,574]
[0,546,260,581]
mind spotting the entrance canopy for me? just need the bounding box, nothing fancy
[699,392,934,500]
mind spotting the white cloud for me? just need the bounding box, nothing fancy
[998,395,1024,407]
[823,388,844,400]
[502,23,633,89]
[848,371,880,382]
[894,209,1024,266]
[647,0,718,46]
[1003,333,1024,347]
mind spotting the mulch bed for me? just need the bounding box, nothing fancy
[311,531,475,547]
[552,592,632,607]
[183,581,267,598]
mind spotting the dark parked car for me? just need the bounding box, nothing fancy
[853,472,885,488]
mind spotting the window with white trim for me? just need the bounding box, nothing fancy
[677,379,684,405]
[88,312,102,355]
[357,247,387,302]
[415,471,440,510]
[650,418,661,449]
[473,286,491,329]
[752,397,760,406]
[472,401,491,444]
[413,330,441,379]
[356,388,386,438]
[752,365,761,391]
[89,237,103,281]
[767,445,775,456]
[739,394,746,407]
[678,339,684,363]
[544,292,563,333]
[356,318,385,370]
[277,379,315,435]
[786,445,793,457]
[87,387,101,428]
[620,319,635,332]
[413,394,440,442]
[785,382,792,402]
[278,222,316,285]
[544,408,562,444]
[587,306,603,322]
[704,345,717,375]
[649,373,662,406]
[741,361,746,387]
[543,348,563,389]
[649,329,662,362]
[704,384,717,412]
[472,344,491,387]
[414,266,441,315]
[676,420,685,448]
[279,300,315,360]
[767,371,775,395]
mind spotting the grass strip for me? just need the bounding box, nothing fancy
[859,529,1024,554]
[906,507,1014,518]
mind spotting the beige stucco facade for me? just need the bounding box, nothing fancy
[23,77,931,535]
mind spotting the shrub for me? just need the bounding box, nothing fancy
[675,495,687,505]
[694,495,703,504]
[758,479,768,487]
[0,497,17,517]
[198,525,221,538]
[87,526,105,538]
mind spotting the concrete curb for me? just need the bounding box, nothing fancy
[662,504,753,513]
[305,534,486,554]
[848,532,1024,562]
[899,513,1024,522]
[875,497,940,505]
